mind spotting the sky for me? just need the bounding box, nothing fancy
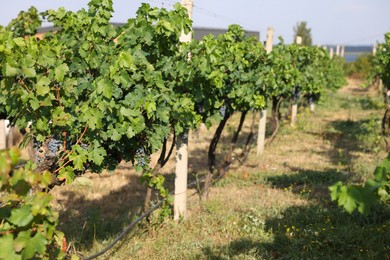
[0,0,389,46]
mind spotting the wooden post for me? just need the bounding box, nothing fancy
[291,94,298,127]
[174,134,188,220]
[329,47,334,58]
[291,36,301,127]
[0,120,6,150]
[174,0,193,221]
[340,46,345,58]
[310,98,315,113]
[336,45,340,56]
[295,36,302,45]
[179,0,193,43]
[256,27,273,158]
[256,109,267,157]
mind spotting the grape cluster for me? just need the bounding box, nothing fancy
[181,132,189,143]
[293,87,300,101]
[33,137,62,168]
[33,139,45,165]
[47,138,62,157]
[219,104,227,117]
[135,147,147,167]
[196,104,205,114]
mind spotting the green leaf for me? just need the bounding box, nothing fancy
[54,63,69,82]
[97,78,114,99]
[69,145,88,171]
[52,107,73,126]
[29,98,40,110]
[22,67,36,78]
[36,118,49,132]
[88,141,106,166]
[40,171,53,188]
[0,234,22,260]
[159,20,174,32]
[8,205,34,227]
[58,166,76,184]
[8,148,21,166]
[374,159,390,184]
[120,107,139,119]
[5,63,19,76]
[329,183,342,201]
[118,52,136,70]
[145,100,156,118]
[15,231,47,259]
[126,126,135,138]
[13,37,26,47]
[338,186,358,214]
[110,128,121,141]
[82,107,103,130]
[36,76,51,96]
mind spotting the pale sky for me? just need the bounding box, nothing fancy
[0,0,389,45]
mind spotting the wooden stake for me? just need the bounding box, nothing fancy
[256,27,273,158]
[291,36,301,127]
[340,46,345,58]
[256,109,267,157]
[174,0,193,220]
[174,134,188,220]
[295,36,302,45]
[310,100,315,113]
[179,0,193,43]
[0,120,6,150]
[291,101,298,127]
[336,45,340,56]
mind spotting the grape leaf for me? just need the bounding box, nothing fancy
[8,205,34,227]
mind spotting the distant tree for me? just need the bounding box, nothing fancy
[293,21,312,46]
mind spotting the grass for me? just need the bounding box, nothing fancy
[52,78,390,259]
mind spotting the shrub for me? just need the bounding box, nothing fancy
[0,148,66,259]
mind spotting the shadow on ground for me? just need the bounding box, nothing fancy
[199,204,390,259]
[54,173,146,250]
[310,118,381,167]
[265,165,349,205]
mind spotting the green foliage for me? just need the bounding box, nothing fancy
[184,24,268,126]
[323,56,347,93]
[0,1,198,182]
[371,32,390,91]
[6,6,42,37]
[344,54,373,79]
[0,148,65,259]
[264,40,345,104]
[293,21,312,46]
[329,153,390,215]
[331,32,390,216]
[0,1,348,178]
[0,0,350,224]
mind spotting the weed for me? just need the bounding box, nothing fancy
[202,200,222,214]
